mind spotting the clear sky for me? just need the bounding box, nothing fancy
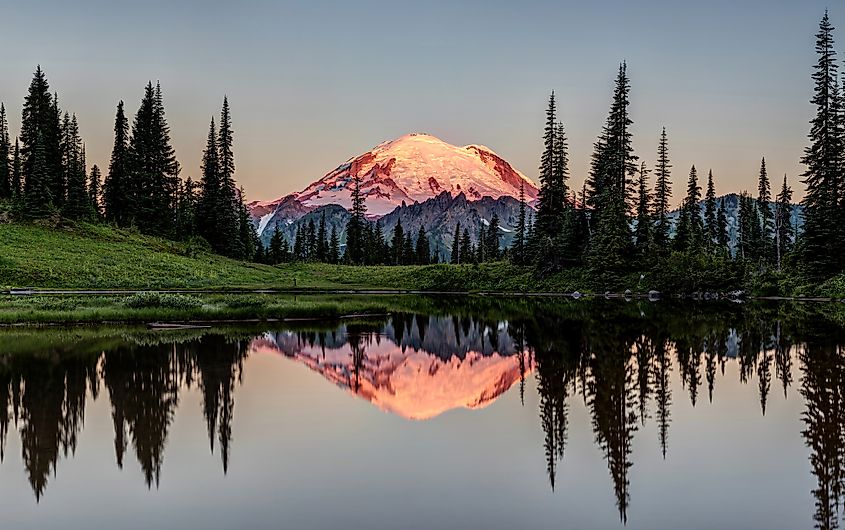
[0,0,834,205]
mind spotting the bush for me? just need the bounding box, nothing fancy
[122,292,203,309]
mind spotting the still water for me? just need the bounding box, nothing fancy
[0,298,843,529]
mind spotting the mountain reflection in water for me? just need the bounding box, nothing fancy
[0,300,844,530]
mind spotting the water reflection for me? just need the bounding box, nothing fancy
[0,301,843,529]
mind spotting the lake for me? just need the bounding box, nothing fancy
[0,297,843,529]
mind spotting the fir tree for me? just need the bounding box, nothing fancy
[675,165,704,253]
[403,232,414,265]
[20,66,62,215]
[175,176,198,236]
[103,101,130,225]
[451,222,462,264]
[11,139,21,198]
[716,199,729,254]
[415,226,430,265]
[197,118,221,249]
[269,225,284,264]
[800,11,845,279]
[0,103,10,199]
[216,97,241,256]
[329,226,340,264]
[704,170,718,248]
[391,220,404,265]
[512,180,527,265]
[652,127,673,253]
[236,189,258,261]
[63,115,90,219]
[293,224,304,261]
[461,228,474,265]
[757,157,774,262]
[633,161,651,258]
[345,174,366,264]
[88,164,102,217]
[775,175,794,270]
[486,213,501,260]
[316,212,328,262]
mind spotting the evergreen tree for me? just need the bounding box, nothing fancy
[757,157,774,262]
[197,118,221,248]
[775,175,794,270]
[88,164,102,217]
[216,97,241,256]
[633,161,651,258]
[461,228,474,264]
[652,128,673,254]
[236,189,258,261]
[127,82,179,236]
[800,11,845,279]
[512,180,527,265]
[391,220,404,265]
[675,165,704,253]
[415,226,430,265]
[716,199,729,253]
[486,213,501,260]
[305,218,317,260]
[704,170,718,248]
[11,139,21,198]
[62,115,90,219]
[103,101,130,225]
[316,212,328,262]
[451,222,462,264]
[586,63,637,274]
[175,176,198,237]
[329,225,340,264]
[269,225,284,264]
[737,192,755,260]
[345,174,366,264]
[20,66,62,215]
[403,232,414,265]
[0,103,10,199]
[373,221,386,264]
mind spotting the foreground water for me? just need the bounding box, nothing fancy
[1,298,844,529]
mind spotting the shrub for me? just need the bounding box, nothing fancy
[122,292,203,309]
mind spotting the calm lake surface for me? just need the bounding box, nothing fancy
[1,297,844,529]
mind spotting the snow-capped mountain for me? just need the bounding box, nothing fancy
[250,316,530,420]
[251,133,538,221]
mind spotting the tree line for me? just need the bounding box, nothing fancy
[0,67,258,259]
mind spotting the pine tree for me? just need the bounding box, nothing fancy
[63,115,90,219]
[217,97,241,256]
[415,226,430,265]
[704,170,718,248]
[175,176,198,237]
[512,180,527,265]
[451,222,462,264]
[88,164,102,217]
[586,63,637,274]
[403,232,414,265]
[316,212,328,262]
[197,118,221,249]
[292,224,304,261]
[269,225,284,264]
[757,157,774,262]
[461,228,473,264]
[775,175,794,270]
[345,174,366,264]
[800,11,845,279]
[0,103,10,199]
[127,82,179,236]
[633,161,651,258]
[237,189,258,261]
[11,139,21,198]
[103,101,130,225]
[652,128,672,254]
[328,225,340,264]
[20,66,62,216]
[716,199,729,253]
[486,213,500,260]
[391,220,404,265]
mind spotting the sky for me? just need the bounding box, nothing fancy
[0,0,835,206]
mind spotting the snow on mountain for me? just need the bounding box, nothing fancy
[249,316,530,420]
[258,133,538,219]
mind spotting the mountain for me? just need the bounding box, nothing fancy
[249,316,530,420]
[250,132,538,220]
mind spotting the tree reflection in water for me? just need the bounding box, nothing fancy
[0,300,843,529]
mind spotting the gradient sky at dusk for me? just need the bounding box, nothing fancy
[0,0,834,204]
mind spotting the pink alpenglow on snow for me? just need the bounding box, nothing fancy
[265,133,539,216]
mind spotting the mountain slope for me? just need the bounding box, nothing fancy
[253,133,538,217]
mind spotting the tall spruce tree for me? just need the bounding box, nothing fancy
[451,222,462,264]
[345,174,367,264]
[652,127,673,253]
[716,199,729,254]
[21,66,62,216]
[486,213,501,260]
[11,139,21,198]
[103,101,130,225]
[127,82,179,236]
[89,164,101,216]
[775,175,794,270]
[0,103,10,199]
[62,115,90,219]
[586,63,637,274]
[197,118,222,249]
[704,170,718,248]
[512,180,527,265]
[391,220,404,265]
[316,212,328,262]
[633,161,652,258]
[800,11,845,279]
[217,97,241,256]
[757,157,774,262]
[415,226,430,265]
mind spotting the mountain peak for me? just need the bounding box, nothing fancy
[284,133,538,216]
